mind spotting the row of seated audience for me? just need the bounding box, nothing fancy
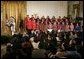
[2,30,83,58]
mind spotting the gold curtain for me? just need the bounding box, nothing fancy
[1,1,27,36]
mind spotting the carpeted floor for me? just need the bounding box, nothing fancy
[1,44,7,58]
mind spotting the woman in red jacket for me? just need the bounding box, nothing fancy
[27,19,33,29]
[25,15,33,34]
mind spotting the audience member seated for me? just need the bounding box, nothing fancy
[64,39,81,58]
[30,36,40,49]
[55,43,67,58]
[21,36,33,58]
[48,48,59,58]
[77,41,83,58]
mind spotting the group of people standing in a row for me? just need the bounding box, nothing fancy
[24,15,83,34]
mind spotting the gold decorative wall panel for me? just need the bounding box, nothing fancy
[1,1,27,36]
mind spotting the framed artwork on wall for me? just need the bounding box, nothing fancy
[73,4,80,18]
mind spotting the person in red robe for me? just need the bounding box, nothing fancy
[57,16,62,23]
[53,21,57,31]
[26,18,33,30]
[39,21,44,32]
[39,18,46,32]
[70,22,74,31]
[24,15,30,32]
[62,16,66,22]
[32,18,37,31]
[47,21,53,29]
[36,21,40,31]
[51,16,56,23]
[31,15,34,19]
[35,16,40,23]
[40,16,45,22]
[47,21,53,32]
[57,22,61,31]
[24,15,33,34]
[65,23,70,32]
[46,16,51,24]
[24,15,30,28]
[61,22,66,32]
[65,18,70,24]
[44,20,48,32]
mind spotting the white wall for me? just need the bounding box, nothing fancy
[27,1,67,18]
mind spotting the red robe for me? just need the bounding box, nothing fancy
[36,23,40,30]
[70,24,74,31]
[39,22,45,32]
[47,24,53,29]
[57,24,61,30]
[61,24,66,31]
[32,21,37,30]
[65,25,70,32]
[26,19,33,30]
[53,24,57,31]
[57,18,62,23]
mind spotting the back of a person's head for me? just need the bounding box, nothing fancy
[22,36,30,42]
[50,48,57,54]
[63,42,69,51]
[67,39,76,51]
[12,34,19,42]
[34,36,39,43]
[13,33,18,37]
[69,39,76,46]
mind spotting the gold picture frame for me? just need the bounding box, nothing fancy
[73,4,80,17]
